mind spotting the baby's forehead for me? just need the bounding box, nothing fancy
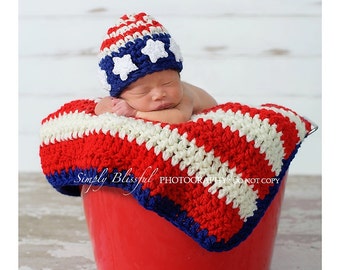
[126,70,180,88]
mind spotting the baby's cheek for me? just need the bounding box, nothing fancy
[133,99,152,111]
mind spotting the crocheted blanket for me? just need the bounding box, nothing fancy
[39,99,314,252]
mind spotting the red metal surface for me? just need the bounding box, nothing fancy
[81,175,287,270]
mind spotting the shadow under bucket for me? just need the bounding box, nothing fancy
[81,174,287,270]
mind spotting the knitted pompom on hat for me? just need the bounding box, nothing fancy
[98,12,183,97]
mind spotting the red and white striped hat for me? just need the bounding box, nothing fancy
[98,12,183,97]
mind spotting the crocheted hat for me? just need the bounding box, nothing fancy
[98,12,183,97]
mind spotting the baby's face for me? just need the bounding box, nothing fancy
[120,70,183,112]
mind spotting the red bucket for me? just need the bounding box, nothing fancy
[81,174,287,270]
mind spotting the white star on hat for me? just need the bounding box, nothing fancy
[141,39,168,63]
[112,54,138,81]
[169,38,182,62]
[98,69,111,90]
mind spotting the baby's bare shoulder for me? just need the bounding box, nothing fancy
[181,81,217,113]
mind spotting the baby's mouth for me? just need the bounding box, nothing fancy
[155,103,172,110]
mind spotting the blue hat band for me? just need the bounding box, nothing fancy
[99,33,183,97]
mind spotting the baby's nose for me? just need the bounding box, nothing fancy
[151,88,166,101]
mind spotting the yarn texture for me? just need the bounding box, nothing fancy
[39,99,313,252]
[98,12,183,97]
